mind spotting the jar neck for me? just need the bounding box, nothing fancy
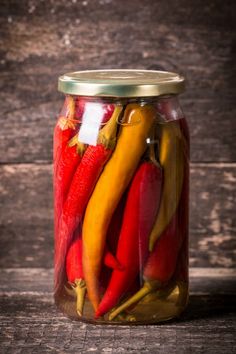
[156,95,185,122]
[62,94,185,123]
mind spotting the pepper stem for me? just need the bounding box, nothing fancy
[147,128,160,167]
[116,313,136,322]
[108,282,152,321]
[64,283,76,297]
[148,142,160,167]
[67,96,76,120]
[72,278,87,316]
[98,105,123,149]
[68,135,86,156]
[58,117,76,130]
[58,96,76,128]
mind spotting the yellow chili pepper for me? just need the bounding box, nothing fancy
[148,121,185,251]
[82,104,156,311]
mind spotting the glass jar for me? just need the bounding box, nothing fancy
[54,70,189,324]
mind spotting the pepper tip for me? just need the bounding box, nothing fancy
[94,309,101,319]
[76,309,82,317]
[149,242,154,252]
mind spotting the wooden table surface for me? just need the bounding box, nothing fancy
[0,0,236,353]
[1,268,236,353]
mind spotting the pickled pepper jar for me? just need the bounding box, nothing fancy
[54,70,189,324]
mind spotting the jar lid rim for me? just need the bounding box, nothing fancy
[58,69,185,97]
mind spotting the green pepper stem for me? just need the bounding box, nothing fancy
[148,141,161,168]
[67,96,75,120]
[72,279,87,316]
[64,284,76,297]
[108,282,151,321]
[68,135,86,156]
[98,105,123,149]
[58,116,76,130]
[116,313,136,322]
[146,126,161,167]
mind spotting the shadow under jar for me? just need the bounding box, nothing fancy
[54,70,189,324]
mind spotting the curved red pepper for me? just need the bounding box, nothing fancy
[54,139,85,264]
[143,215,180,282]
[53,96,77,231]
[106,191,128,254]
[96,160,162,318]
[142,126,189,284]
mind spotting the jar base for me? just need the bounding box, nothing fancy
[54,280,188,325]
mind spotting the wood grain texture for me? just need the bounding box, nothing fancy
[0,268,236,354]
[0,163,235,268]
[0,0,235,162]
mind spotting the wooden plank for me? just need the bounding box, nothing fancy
[0,268,235,353]
[1,99,235,163]
[190,163,236,268]
[0,1,235,162]
[1,0,234,94]
[0,163,235,268]
[1,308,235,354]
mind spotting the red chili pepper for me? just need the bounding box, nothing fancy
[100,195,127,292]
[66,234,123,316]
[108,151,189,321]
[65,235,86,316]
[54,106,122,293]
[173,241,188,283]
[53,118,75,165]
[108,213,180,320]
[147,126,188,281]
[146,147,188,282]
[75,98,85,120]
[179,117,190,147]
[143,214,180,282]
[100,102,115,124]
[54,136,85,248]
[53,96,77,163]
[54,139,85,293]
[103,246,124,271]
[106,191,128,254]
[96,158,162,318]
[53,96,80,247]
[54,137,85,197]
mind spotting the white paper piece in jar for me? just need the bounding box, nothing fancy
[78,102,104,146]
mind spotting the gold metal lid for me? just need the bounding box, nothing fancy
[58,69,185,97]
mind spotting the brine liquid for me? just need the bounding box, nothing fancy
[55,279,188,324]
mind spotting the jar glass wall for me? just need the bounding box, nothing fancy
[54,70,189,324]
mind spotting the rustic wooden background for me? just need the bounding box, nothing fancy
[0,0,236,353]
